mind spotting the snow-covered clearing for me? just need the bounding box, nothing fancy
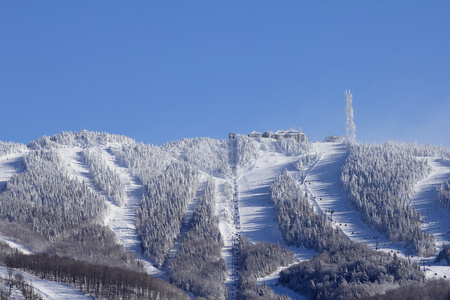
[237,152,295,243]
[0,153,25,193]
[237,150,317,260]
[409,157,450,279]
[0,266,92,300]
[0,233,34,255]
[411,157,450,248]
[98,148,164,276]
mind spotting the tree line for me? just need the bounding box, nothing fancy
[437,178,450,214]
[0,141,27,156]
[3,251,189,300]
[28,130,135,150]
[136,161,199,267]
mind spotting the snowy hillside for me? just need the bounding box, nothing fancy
[0,131,449,299]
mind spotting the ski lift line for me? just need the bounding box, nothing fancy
[302,153,323,182]
[227,135,241,300]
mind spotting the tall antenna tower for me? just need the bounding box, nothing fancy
[345,90,356,144]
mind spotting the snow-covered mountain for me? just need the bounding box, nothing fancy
[0,131,449,300]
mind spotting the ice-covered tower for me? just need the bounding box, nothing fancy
[345,90,356,144]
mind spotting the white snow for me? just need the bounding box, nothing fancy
[0,233,34,255]
[231,143,318,299]
[409,157,450,279]
[0,153,25,194]
[0,266,91,300]
[411,157,450,248]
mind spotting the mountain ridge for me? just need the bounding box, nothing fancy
[0,130,449,299]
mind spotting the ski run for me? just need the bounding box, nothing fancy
[0,139,449,299]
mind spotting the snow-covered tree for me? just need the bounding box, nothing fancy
[81,147,127,206]
[167,178,228,299]
[437,178,450,214]
[341,142,435,255]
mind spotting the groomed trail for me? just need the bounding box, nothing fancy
[0,266,92,300]
[233,144,317,299]
[96,147,164,277]
[306,143,389,249]
[410,157,450,279]
[0,153,25,194]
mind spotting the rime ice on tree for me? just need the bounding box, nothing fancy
[345,90,356,144]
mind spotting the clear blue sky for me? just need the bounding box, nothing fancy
[1,1,449,146]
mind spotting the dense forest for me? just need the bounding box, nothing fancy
[356,278,450,300]
[270,171,347,251]
[167,178,228,299]
[437,178,450,214]
[0,149,136,267]
[136,161,198,267]
[238,237,294,300]
[0,141,27,156]
[81,147,127,206]
[163,137,232,178]
[341,142,435,255]
[3,250,189,300]
[28,130,135,150]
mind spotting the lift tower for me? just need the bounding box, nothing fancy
[345,90,356,144]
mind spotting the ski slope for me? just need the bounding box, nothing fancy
[233,145,317,299]
[236,141,450,288]
[0,153,25,193]
[0,153,29,252]
[305,143,390,249]
[0,266,91,300]
[305,142,450,280]
[411,157,450,248]
[410,157,450,279]
[236,148,320,260]
[58,147,163,276]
